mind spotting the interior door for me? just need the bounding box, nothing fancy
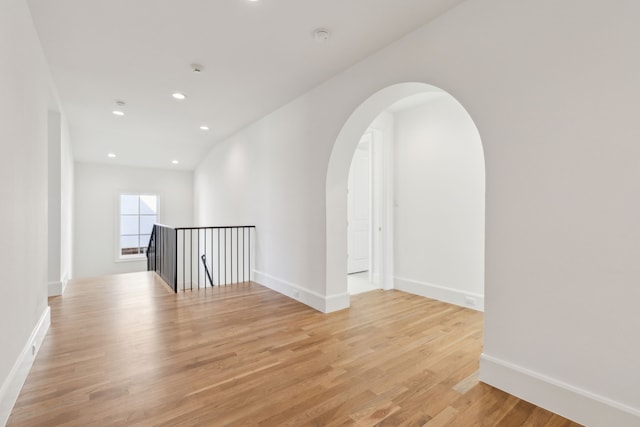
[348,134,371,274]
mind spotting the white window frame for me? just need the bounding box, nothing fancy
[116,193,160,262]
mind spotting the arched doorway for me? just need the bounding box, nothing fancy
[326,82,485,309]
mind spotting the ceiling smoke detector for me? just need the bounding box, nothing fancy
[191,64,204,73]
[313,28,330,43]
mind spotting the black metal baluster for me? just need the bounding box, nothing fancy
[158,228,162,279]
[182,230,185,291]
[155,226,158,279]
[236,227,239,284]
[242,227,245,283]
[210,228,213,286]
[224,228,227,286]
[174,228,178,292]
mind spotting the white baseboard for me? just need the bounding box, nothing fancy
[0,306,51,426]
[48,281,62,296]
[480,354,640,427]
[324,291,350,313]
[253,270,350,313]
[394,277,484,311]
[48,275,68,297]
[371,272,380,287]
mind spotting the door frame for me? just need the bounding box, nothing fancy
[347,133,373,275]
[367,124,394,291]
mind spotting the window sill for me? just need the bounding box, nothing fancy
[115,256,147,264]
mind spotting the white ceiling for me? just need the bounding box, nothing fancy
[28,0,466,170]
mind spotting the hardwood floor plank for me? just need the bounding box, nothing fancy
[423,406,459,427]
[7,272,583,426]
[453,370,479,394]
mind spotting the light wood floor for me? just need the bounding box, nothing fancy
[8,272,582,426]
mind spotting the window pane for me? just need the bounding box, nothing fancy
[121,215,139,235]
[119,193,158,258]
[121,195,139,215]
[140,234,151,249]
[140,195,157,215]
[120,235,139,255]
[139,215,157,235]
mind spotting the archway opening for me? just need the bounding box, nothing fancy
[327,82,485,312]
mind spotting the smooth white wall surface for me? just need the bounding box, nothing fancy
[194,99,327,309]
[0,0,52,422]
[60,113,74,285]
[74,163,193,278]
[47,112,62,286]
[393,94,485,309]
[368,112,394,288]
[47,111,74,296]
[194,0,640,423]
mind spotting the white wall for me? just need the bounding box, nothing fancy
[47,111,74,296]
[368,112,394,289]
[74,163,193,278]
[60,114,74,288]
[0,0,54,423]
[47,112,62,291]
[194,0,640,424]
[393,94,485,310]
[193,100,328,309]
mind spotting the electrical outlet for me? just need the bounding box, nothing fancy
[464,296,477,307]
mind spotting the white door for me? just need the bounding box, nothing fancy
[348,134,371,274]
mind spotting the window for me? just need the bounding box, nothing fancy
[119,194,158,258]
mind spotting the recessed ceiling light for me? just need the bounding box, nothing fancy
[172,92,187,100]
[112,110,125,116]
[108,153,116,158]
[172,160,179,164]
[200,125,209,130]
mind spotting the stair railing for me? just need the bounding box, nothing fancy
[147,225,256,292]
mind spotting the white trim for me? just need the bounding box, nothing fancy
[324,291,350,313]
[253,270,350,313]
[114,256,147,263]
[394,276,484,311]
[371,272,381,288]
[480,354,640,427]
[47,274,69,297]
[0,307,51,426]
[366,119,395,293]
[47,281,62,297]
